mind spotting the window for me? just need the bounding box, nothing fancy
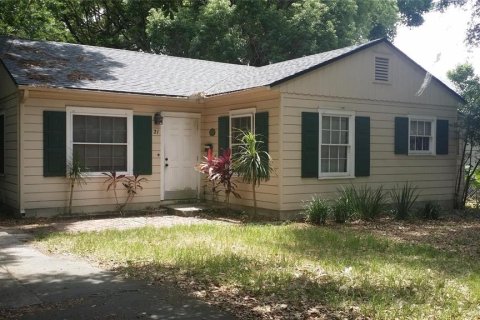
[319,111,355,178]
[374,56,390,82]
[67,107,133,175]
[230,109,255,154]
[409,117,436,154]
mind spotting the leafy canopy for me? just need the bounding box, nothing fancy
[1,0,438,66]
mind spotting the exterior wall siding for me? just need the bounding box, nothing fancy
[21,89,201,216]
[201,90,282,211]
[276,43,461,212]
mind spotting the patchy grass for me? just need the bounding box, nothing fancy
[37,223,480,319]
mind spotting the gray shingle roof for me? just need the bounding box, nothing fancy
[0,37,383,97]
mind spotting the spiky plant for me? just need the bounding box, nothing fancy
[232,130,273,215]
[66,156,87,214]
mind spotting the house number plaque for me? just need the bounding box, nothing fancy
[153,129,160,135]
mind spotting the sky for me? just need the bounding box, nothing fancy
[394,3,480,89]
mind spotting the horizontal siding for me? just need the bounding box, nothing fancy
[22,91,201,212]
[279,95,458,211]
[201,91,281,211]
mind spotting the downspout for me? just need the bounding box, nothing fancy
[18,89,27,215]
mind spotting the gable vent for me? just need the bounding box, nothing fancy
[374,57,389,82]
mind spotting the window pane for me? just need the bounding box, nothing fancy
[339,146,347,158]
[418,121,425,135]
[425,121,431,136]
[85,116,100,142]
[332,117,340,130]
[322,130,330,144]
[72,144,85,165]
[338,159,347,172]
[321,146,329,159]
[331,130,340,144]
[422,137,430,150]
[73,115,86,142]
[100,117,113,143]
[231,116,251,144]
[330,146,339,158]
[415,137,423,150]
[114,117,127,143]
[340,117,348,130]
[321,159,329,172]
[322,116,330,129]
[410,121,417,135]
[340,131,348,144]
[410,136,415,150]
[329,159,338,172]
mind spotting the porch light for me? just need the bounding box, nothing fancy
[154,112,163,125]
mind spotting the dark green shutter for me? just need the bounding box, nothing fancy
[355,116,370,177]
[218,116,229,154]
[301,112,319,178]
[436,119,449,155]
[0,115,4,175]
[133,115,152,175]
[394,117,408,155]
[255,112,269,153]
[43,111,66,177]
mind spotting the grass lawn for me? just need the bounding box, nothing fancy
[37,222,480,319]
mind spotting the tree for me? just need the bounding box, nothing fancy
[147,0,428,66]
[447,63,480,208]
[233,131,273,215]
[0,0,71,41]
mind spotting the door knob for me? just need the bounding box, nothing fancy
[165,163,169,167]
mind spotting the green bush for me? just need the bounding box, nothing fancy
[342,185,386,220]
[302,196,330,225]
[332,195,354,223]
[418,201,441,220]
[390,183,419,220]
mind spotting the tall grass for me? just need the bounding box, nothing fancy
[390,183,419,220]
[341,185,386,220]
[39,224,480,319]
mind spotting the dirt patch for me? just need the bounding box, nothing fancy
[336,216,480,259]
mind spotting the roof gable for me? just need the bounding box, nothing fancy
[0,37,462,102]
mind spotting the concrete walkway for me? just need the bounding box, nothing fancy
[0,230,235,319]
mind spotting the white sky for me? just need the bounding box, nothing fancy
[394,3,480,89]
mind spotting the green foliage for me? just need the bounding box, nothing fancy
[448,63,480,209]
[0,0,71,41]
[418,201,441,220]
[233,131,273,215]
[1,0,435,66]
[122,174,148,211]
[66,156,87,214]
[332,194,354,223]
[302,195,330,225]
[342,185,387,220]
[389,182,420,220]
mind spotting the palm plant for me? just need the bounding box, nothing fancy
[67,156,87,214]
[122,174,148,211]
[233,130,273,215]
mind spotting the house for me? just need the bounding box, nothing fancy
[0,36,462,218]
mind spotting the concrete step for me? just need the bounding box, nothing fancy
[163,203,210,216]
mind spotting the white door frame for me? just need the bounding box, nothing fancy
[160,112,201,201]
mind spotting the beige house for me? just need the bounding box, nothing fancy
[0,37,462,218]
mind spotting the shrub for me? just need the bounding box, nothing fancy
[332,195,354,223]
[342,185,386,220]
[390,183,420,220]
[303,196,330,225]
[418,201,441,220]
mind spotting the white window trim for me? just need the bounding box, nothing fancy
[408,115,436,156]
[373,55,392,84]
[318,109,355,179]
[66,106,134,177]
[229,108,256,150]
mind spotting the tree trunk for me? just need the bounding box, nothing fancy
[68,181,74,214]
[252,182,257,216]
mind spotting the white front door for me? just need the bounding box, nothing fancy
[162,115,200,200]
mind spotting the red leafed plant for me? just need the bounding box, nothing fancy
[196,148,240,205]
